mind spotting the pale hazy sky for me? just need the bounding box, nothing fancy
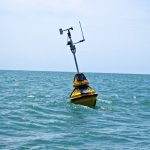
[0,0,150,74]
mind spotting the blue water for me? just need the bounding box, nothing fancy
[0,70,150,149]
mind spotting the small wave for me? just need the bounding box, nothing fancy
[142,99,150,106]
[65,102,95,113]
[97,98,112,104]
[45,95,51,98]
[133,96,137,99]
[27,95,35,98]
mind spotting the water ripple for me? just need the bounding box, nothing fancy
[0,71,150,149]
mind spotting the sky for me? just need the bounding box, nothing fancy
[0,0,150,74]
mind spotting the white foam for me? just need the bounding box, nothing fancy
[97,98,112,104]
[27,95,35,98]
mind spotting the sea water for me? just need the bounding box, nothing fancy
[0,70,150,150]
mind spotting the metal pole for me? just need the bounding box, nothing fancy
[73,53,79,74]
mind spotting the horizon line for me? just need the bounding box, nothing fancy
[0,69,150,76]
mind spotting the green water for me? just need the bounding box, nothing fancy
[0,70,150,149]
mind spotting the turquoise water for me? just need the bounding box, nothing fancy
[0,70,150,150]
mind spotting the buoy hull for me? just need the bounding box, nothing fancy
[70,73,98,108]
[71,94,97,108]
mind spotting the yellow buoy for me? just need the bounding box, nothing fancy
[70,73,97,107]
[59,22,98,107]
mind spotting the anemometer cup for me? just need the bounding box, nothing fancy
[59,28,63,35]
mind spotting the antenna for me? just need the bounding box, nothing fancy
[73,21,85,44]
[79,21,85,41]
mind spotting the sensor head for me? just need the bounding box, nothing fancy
[59,28,63,35]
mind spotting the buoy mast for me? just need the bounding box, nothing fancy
[59,21,85,73]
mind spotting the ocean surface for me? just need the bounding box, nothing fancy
[0,70,150,150]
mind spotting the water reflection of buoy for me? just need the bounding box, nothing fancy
[59,22,98,108]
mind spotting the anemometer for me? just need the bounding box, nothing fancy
[59,21,85,73]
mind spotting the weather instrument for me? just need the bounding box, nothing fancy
[59,21,97,108]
